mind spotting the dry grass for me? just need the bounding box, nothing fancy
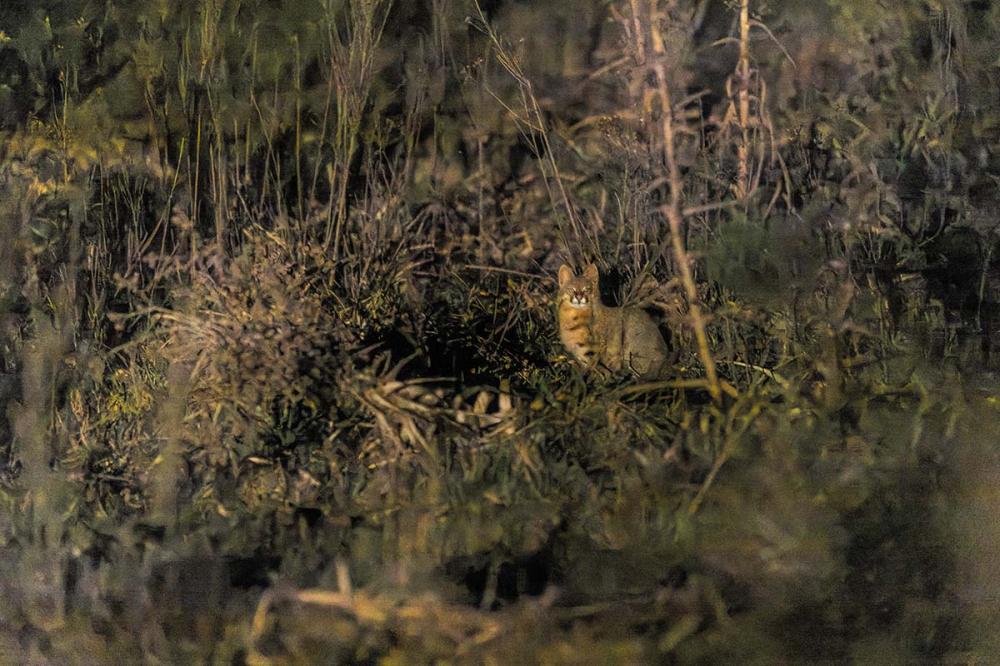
[1,0,999,662]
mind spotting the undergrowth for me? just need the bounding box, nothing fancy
[2,0,1000,663]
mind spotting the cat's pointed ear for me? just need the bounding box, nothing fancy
[583,263,599,284]
[558,264,574,287]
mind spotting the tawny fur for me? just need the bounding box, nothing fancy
[557,263,670,378]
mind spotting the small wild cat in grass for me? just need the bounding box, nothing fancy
[557,263,670,379]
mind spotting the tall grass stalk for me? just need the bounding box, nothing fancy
[324,0,392,256]
[736,0,751,201]
[471,1,587,264]
[638,0,722,402]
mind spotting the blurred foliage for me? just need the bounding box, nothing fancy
[1,0,1000,663]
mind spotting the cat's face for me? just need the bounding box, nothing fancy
[558,264,599,309]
